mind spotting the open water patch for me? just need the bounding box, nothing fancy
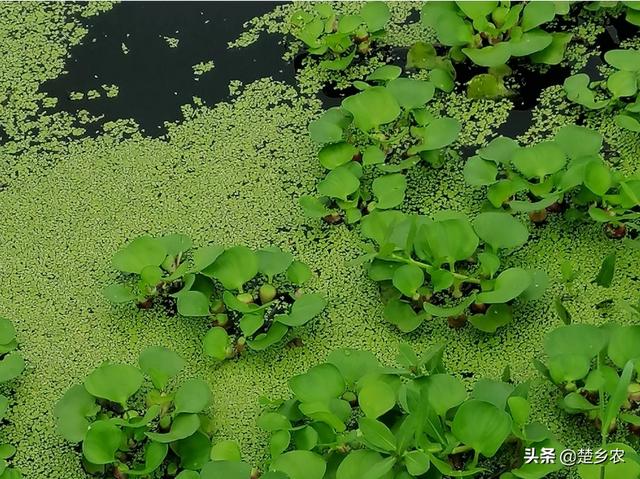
[42,1,292,136]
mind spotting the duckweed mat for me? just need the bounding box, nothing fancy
[1,2,639,478]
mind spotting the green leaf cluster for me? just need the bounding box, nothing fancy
[104,236,326,360]
[536,323,640,441]
[564,48,640,132]
[0,318,24,479]
[289,2,390,71]
[463,125,640,236]
[421,1,573,98]
[259,344,563,479]
[54,346,250,477]
[301,68,461,223]
[359,209,546,333]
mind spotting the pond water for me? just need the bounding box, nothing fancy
[43,1,291,136]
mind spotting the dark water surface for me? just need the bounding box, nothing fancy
[43,1,291,136]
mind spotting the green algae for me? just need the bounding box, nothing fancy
[0,3,638,479]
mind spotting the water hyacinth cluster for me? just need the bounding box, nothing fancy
[301,65,461,224]
[103,235,326,360]
[565,48,640,132]
[463,125,640,237]
[289,1,390,71]
[259,345,564,479]
[421,1,573,98]
[358,209,546,333]
[54,346,254,477]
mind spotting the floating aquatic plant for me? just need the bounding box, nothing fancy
[564,48,640,132]
[289,2,390,71]
[420,1,573,99]
[259,344,564,479]
[104,236,326,360]
[301,66,461,224]
[463,125,640,237]
[54,346,251,477]
[358,209,546,333]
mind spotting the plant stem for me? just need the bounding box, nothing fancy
[390,254,481,285]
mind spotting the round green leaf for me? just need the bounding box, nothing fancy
[462,43,512,67]
[103,283,136,304]
[126,440,168,476]
[360,1,390,31]
[0,319,16,346]
[54,385,98,443]
[531,32,573,65]
[112,236,167,274]
[509,30,552,57]
[358,379,396,418]
[157,233,192,257]
[326,349,380,386]
[604,49,640,71]
[256,247,294,279]
[511,142,566,179]
[478,136,519,164]
[607,70,638,98]
[318,142,358,170]
[174,378,212,414]
[0,353,24,383]
[584,159,612,196]
[521,1,556,31]
[392,264,424,297]
[208,246,258,291]
[476,268,533,304]
[473,212,529,250]
[270,451,326,479]
[373,173,407,210]
[84,363,143,405]
[463,156,498,186]
[309,108,351,144]
[177,290,210,317]
[287,260,312,285]
[82,420,122,465]
[419,213,479,264]
[289,363,345,403]
[191,245,225,273]
[452,400,512,458]
[554,125,603,160]
[139,346,185,390]
[608,325,640,369]
[366,65,402,82]
[203,327,230,361]
[210,440,242,462]
[421,374,466,416]
[544,324,606,359]
[342,86,401,132]
[424,7,474,46]
[469,303,513,333]
[317,165,360,201]
[457,1,497,20]
[276,293,326,327]
[145,413,200,443]
[410,117,461,152]
[386,78,435,110]
[172,431,210,470]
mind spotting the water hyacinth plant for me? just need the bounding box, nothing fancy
[54,346,242,477]
[564,48,640,132]
[358,209,547,333]
[259,345,564,479]
[535,323,640,477]
[421,1,573,98]
[463,125,640,237]
[289,2,390,71]
[300,66,461,223]
[103,236,326,360]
